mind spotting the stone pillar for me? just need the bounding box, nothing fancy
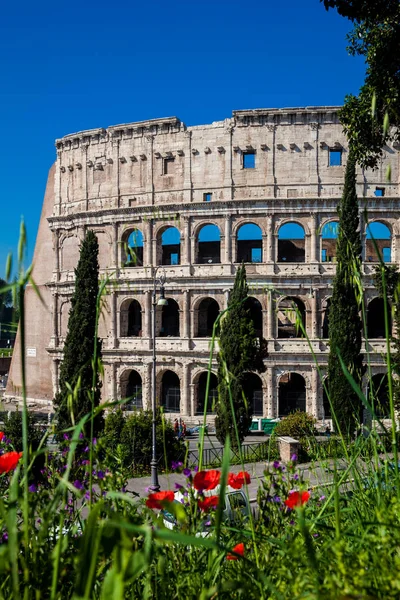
[311,368,319,418]
[183,216,191,265]
[266,366,274,417]
[111,363,117,402]
[266,215,274,263]
[181,363,190,416]
[191,228,197,264]
[183,289,190,339]
[53,230,60,281]
[145,362,152,410]
[110,291,117,348]
[112,223,118,271]
[144,219,152,266]
[262,309,268,340]
[311,288,318,339]
[224,215,232,263]
[310,214,318,263]
[393,234,400,264]
[52,292,59,347]
[224,289,230,309]
[189,383,196,418]
[144,290,152,339]
[266,291,274,339]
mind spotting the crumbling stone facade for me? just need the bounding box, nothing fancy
[6,107,400,422]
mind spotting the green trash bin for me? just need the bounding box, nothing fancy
[261,419,279,435]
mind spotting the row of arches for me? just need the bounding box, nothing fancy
[121,370,391,419]
[119,296,391,340]
[122,221,392,267]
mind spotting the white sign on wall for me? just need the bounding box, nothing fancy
[26,348,37,357]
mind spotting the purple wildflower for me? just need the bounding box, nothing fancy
[83,446,89,453]
[293,474,299,481]
[79,432,84,440]
[92,438,97,446]
[28,484,37,493]
[291,453,298,462]
[273,495,281,503]
[171,461,183,471]
[183,468,191,477]
[319,495,326,502]
[174,483,183,490]
[63,434,69,441]
[74,480,84,490]
[97,470,105,480]
[273,461,280,469]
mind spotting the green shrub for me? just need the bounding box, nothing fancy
[101,408,181,473]
[274,411,317,439]
[3,410,44,453]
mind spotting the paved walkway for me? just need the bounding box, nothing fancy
[126,457,352,502]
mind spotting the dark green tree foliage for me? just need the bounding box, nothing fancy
[374,264,400,410]
[328,150,364,435]
[216,264,266,446]
[0,278,17,344]
[321,0,400,168]
[54,231,103,436]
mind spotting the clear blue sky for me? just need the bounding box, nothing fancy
[0,0,365,275]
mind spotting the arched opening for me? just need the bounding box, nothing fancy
[196,372,218,414]
[322,298,331,339]
[236,223,262,263]
[197,224,221,264]
[121,370,143,410]
[368,373,390,417]
[243,373,263,416]
[197,298,220,337]
[366,222,391,263]
[278,223,305,263]
[161,371,180,413]
[322,380,332,418]
[123,229,144,267]
[244,297,263,337]
[160,227,181,265]
[120,299,142,337]
[367,297,391,339]
[278,373,306,416]
[159,298,180,337]
[278,297,306,338]
[321,221,339,262]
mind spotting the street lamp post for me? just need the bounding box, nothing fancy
[149,269,168,492]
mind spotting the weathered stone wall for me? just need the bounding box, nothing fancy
[6,107,400,420]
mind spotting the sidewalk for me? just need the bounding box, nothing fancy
[125,458,351,502]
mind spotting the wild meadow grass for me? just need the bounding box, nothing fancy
[0,224,400,598]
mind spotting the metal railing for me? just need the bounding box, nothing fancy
[181,441,272,469]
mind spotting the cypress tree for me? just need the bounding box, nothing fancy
[216,264,267,447]
[54,230,103,436]
[327,149,364,436]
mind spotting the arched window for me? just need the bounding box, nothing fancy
[321,221,339,262]
[244,297,263,337]
[120,299,142,337]
[121,370,143,409]
[197,224,221,264]
[236,223,262,263]
[322,298,331,339]
[322,379,331,418]
[278,373,306,416]
[161,371,180,412]
[124,229,144,267]
[243,373,263,416]
[197,298,220,337]
[159,299,180,337]
[278,297,306,338]
[196,372,218,414]
[160,227,181,265]
[278,223,305,263]
[366,222,391,263]
[368,373,390,417]
[367,297,391,339]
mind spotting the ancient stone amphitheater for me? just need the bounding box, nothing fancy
[6,107,399,423]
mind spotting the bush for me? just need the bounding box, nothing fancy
[3,410,44,453]
[101,408,181,474]
[274,411,317,440]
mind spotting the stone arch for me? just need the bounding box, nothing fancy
[277,297,306,338]
[321,297,331,339]
[320,220,339,263]
[196,297,220,337]
[278,372,306,416]
[194,370,218,415]
[61,235,80,272]
[120,298,143,337]
[121,228,144,267]
[366,221,392,263]
[367,297,391,339]
[367,372,390,417]
[196,224,221,264]
[243,372,263,416]
[244,297,263,337]
[277,222,305,263]
[161,370,181,413]
[157,225,181,266]
[236,222,263,263]
[91,229,112,270]
[120,369,143,409]
[158,298,180,337]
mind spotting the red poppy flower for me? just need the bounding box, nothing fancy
[145,490,174,509]
[284,490,310,509]
[227,542,245,560]
[198,495,219,511]
[0,451,23,474]
[235,471,251,486]
[228,473,242,489]
[0,432,4,442]
[193,469,220,491]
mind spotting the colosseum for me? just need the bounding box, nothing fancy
[6,106,399,424]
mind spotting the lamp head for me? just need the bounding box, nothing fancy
[157,285,168,306]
